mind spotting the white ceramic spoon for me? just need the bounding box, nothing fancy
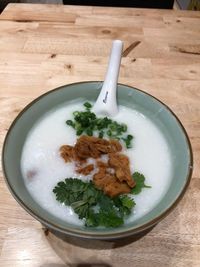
[92,40,123,117]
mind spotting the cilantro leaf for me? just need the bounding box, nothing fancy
[120,195,135,210]
[73,202,90,219]
[95,210,124,228]
[53,178,135,228]
[114,195,135,216]
[131,172,151,195]
[53,178,89,206]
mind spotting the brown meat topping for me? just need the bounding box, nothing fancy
[77,164,94,175]
[108,153,135,188]
[93,171,110,190]
[74,136,101,159]
[60,145,74,162]
[110,139,122,153]
[60,135,135,197]
[93,169,131,197]
[96,161,109,168]
[73,135,123,159]
[104,181,131,198]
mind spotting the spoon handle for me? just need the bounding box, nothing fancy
[93,40,123,117]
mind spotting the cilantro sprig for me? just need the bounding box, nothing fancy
[53,178,135,228]
[53,172,151,228]
[131,172,151,195]
[66,102,133,149]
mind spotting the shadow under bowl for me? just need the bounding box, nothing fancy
[2,81,193,240]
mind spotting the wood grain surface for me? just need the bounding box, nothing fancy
[0,3,200,267]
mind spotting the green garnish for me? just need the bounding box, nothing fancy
[131,172,151,195]
[53,173,151,228]
[83,102,92,110]
[59,102,152,227]
[122,134,133,149]
[66,120,75,127]
[53,178,135,228]
[66,102,133,148]
[98,131,104,138]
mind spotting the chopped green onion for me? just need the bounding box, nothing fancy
[98,131,104,138]
[107,129,112,137]
[76,128,84,136]
[127,135,133,140]
[66,120,74,127]
[86,128,93,136]
[121,124,127,132]
[122,134,133,148]
[65,102,133,149]
[83,102,92,109]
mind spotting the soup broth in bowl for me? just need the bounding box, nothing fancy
[21,101,172,226]
[2,82,192,239]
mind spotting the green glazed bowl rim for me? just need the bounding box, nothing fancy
[2,81,193,240]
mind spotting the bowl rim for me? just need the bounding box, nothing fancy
[2,81,193,240]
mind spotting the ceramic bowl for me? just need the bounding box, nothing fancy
[2,82,193,240]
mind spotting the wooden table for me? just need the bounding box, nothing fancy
[0,3,200,267]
